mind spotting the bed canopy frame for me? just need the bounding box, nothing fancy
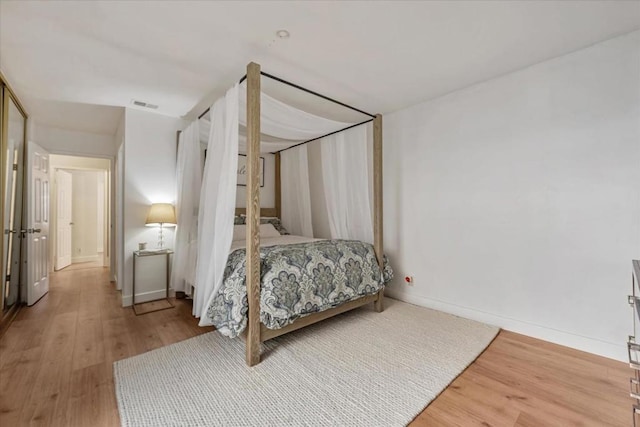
[201,62,384,366]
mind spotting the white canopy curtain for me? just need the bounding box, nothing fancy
[199,87,354,146]
[238,85,354,141]
[192,79,370,322]
[280,145,313,237]
[321,124,374,243]
[199,119,303,152]
[193,84,239,325]
[171,121,202,297]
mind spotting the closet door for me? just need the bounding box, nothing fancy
[1,88,27,312]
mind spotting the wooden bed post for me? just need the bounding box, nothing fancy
[275,152,281,219]
[245,62,262,366]
[373,114,384,313]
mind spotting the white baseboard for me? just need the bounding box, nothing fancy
[122,288,175,307]
[386,289,626,362]
[72,255,99,264]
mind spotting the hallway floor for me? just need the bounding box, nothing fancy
[0,267,212,426]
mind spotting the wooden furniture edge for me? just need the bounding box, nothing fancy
[260,293,379,341]
[235,207,278,217]
[245,62,262,366]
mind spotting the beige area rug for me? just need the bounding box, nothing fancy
[114,299,498,426]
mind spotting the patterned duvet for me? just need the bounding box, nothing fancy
[205,238,393,338]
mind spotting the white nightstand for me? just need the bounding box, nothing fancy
[132,249,174,315]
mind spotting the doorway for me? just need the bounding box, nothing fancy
[49,155,111,272]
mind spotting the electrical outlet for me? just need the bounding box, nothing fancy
[404,275,414,286]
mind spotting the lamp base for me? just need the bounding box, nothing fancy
[157,223,165,249]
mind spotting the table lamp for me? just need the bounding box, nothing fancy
[145,203,176,249]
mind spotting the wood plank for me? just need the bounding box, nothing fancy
[153,308,199,347]
[0,303,21,340]
[102,317,137,365]
[373,113,384,312]
[0,317,44,362]
[260,293,379,341]
[470,341,629,425]
[22,312,77,426]
[124,310,166,353]
[71,316,105,371]
[275,152,281,219]
[412,330,631,427]
[244,61,262,366]
[0,346,43,425]
[455,371,597,426]
[66,363,118,427]
[235,207,278,217]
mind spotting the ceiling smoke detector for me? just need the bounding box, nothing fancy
[131,100,158,109]
[276,29,290,39]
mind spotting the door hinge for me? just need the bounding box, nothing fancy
[12,164,17,171]
[5,275,9,283]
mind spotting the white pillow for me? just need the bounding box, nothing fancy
[232,224,280,241]
[260,223,281,238]
[232,225,247,241]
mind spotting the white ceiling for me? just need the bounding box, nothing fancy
[1,1,639,135]
[24,99,123,135]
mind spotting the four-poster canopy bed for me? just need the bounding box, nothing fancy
[189,61,387,366]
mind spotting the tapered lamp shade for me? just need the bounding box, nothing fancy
[145,203,176,250]
[145,203,176,226]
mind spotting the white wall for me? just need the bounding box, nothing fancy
[49,154,111,170]
[123,108,184,305]
[235,152,276,209]
[384,31,640,361]
[35,124,117,157]
[70,170,99,263]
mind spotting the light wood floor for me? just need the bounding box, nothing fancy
[0,267,632,426]
[57,260,103,271]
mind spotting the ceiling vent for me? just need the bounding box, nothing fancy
[131,100,158,109]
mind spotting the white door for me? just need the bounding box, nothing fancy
[26,141,50,306]
[55,170,72,270]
